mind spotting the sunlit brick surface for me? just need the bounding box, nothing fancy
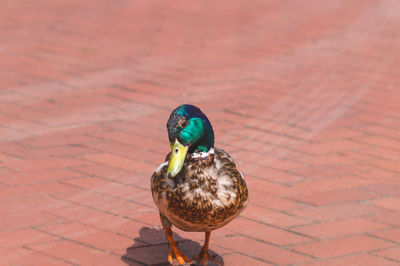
[1,1,400,265]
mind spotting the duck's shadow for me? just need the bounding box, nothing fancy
[121,227,224,266]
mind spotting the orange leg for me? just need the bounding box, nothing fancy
[192,231,222,266]
[164,227,193,265]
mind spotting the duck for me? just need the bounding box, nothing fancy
[151,104,248,265]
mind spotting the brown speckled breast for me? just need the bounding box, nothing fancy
[151,148,248,232]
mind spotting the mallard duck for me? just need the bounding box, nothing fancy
[151,104,248,265]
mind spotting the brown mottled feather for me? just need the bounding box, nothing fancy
[151,148,248,232]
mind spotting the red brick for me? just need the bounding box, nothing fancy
[27,240,124,265]
[83,141,160,165]
[359,124,400,140]
[289,202,389,222]
[0,127,31,142]
[370,197,400,211]
[287,164,366,180]
[0,204,64,231]
[292,235,394,259]
[372,228,400,243]
[213,235,311,265]
[303,253,398,266]
[0,182,81,200]
[311,128,367,142]
[293,140,369,155]
[229,137,307,160]
[287,188,378,206]
[0,152,22,165]
[53,189,152,217]
[242,204,309,228]
[293,176,376,192]
[231,127,307,147]
[0,167,18,184]
[20,134,100,148]
[358,136,400,151]
[242,163,304,183]
[244,176,295,197]
[61,176,145,199]
[292,217,390,239]
[372,247,400,262]
[38,221,133,252]
[90,130,168,154]
[238,153,306,171]
[71,164,150,188]
[251,190,304,211]
[368,211,400,227]
[104,121,165,141]
[370,158,400,173]
[0,247,69,266]
[361,166,400,181]
[222,253,267,265]
[175,226,236,242]
[82,153,154,175]
[5,168,82,185]
[125,210,162,227]
[5,144,97,159]
[364,184,400,198]
[111,90,178,109]
[0,228,60,248]
[122,243,169,265]
[4,157,87,171]
[293,152,372,167]
[361,146,400,162]
[79,212,149,240]
[45,198,150,241]
[227,217,311,246]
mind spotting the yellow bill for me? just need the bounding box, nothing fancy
[167,139,188,178]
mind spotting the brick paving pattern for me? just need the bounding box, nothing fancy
[1,0,400,265]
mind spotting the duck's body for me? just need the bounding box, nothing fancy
[150,104,248,265]
[151,147,248,232]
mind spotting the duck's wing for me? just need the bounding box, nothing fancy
[213,147,248,211]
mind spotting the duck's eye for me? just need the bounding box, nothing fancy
[178,119,188,128]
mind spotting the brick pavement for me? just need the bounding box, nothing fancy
[1,0,400,265]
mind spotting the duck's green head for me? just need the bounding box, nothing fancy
[166,104,214,178]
